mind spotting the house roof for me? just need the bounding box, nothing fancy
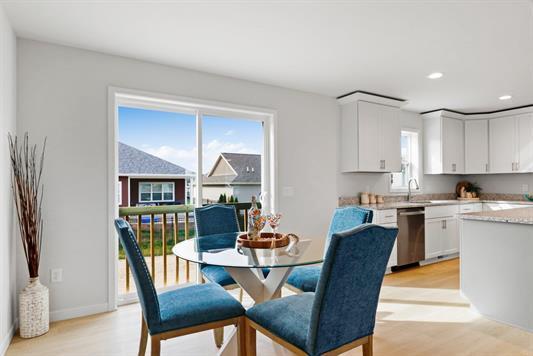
[119,142,189,176]
[204,152,261,185]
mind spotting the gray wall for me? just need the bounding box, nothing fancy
[0,5,16,353]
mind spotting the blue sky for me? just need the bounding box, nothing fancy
[118,106,263,173]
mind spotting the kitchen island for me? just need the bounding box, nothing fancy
[460,208,533,332]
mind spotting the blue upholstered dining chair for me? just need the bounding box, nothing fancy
[285,206,373,293]
[245,224,398,356]
[114,219,245,356]
[194,204,269,347]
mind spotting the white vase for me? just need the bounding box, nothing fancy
[19,277,49,338]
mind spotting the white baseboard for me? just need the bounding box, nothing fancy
[0,322,16,356]
[50,303,110,322]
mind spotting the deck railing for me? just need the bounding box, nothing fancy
[118,202,257,294]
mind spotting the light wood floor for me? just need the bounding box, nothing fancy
[7,259,533,355]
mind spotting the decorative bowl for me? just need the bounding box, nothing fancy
[237,232,292,249]
[524,194,533,202]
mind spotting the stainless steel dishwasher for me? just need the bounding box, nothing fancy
[396,208,425,266]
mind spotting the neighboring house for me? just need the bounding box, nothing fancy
[202,152,261,203]
[118,142,194,207]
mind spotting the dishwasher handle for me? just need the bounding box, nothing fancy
[398,211,425,216]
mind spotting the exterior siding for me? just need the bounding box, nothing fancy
[129,178,185,206]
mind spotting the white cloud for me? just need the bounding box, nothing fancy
[144,139,258,173]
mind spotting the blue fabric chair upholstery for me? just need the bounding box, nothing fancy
[114,219,245,336]
[286,206,373,292]
[247,224,398,355]
[195,205,270,287]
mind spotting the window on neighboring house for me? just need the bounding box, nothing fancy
[139,182,175,202]
[117,181,122,205]
[390,130,420,192]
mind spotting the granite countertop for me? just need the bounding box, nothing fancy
[460,207,533,225]
[354,200,533,210]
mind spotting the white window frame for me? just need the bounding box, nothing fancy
[108,86,277,308]
[139,182,175,203]
[390,129,421,193]
[117,181,122,205]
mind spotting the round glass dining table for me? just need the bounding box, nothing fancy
[172,232,323,303]
[173,232,323,356]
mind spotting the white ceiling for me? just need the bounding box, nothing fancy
[3,0,533,112]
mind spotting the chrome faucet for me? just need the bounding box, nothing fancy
[408,178,419,202]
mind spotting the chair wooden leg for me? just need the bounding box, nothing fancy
[213,327,224,348]
[363,335,373,356]
[239,288,244,302]
[245,319,257,356]
[237,318,246,356]
[150,336,160,356]
[139,317,148,356]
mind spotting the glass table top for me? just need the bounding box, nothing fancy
[172,232,323,268]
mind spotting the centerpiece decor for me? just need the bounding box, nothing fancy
[238,196,298,249]
[8,133,49,338]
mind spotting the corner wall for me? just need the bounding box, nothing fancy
[16,39,339,320]
[0,4,17,354]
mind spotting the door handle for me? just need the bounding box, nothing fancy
[398,211,425,216]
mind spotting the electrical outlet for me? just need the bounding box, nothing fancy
[522,184,529,194]
[50,268,63,283]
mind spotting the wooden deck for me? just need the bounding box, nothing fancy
[8,258,533,355]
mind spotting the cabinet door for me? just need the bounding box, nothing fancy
[381,222,398,268]
[357,101,382,171]
[380,105,401,172]
[517,113,533,172]
[489,117,516,173]
[424,219,442,259]
[441,218,459,255]
[442,117,464,173]
[465,120,489,174]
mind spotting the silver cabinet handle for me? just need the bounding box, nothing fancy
[512,162,516,171]
[485,163,489,172]
[517,162,520,171]
[442,220,447,229]
[452,163,456,172]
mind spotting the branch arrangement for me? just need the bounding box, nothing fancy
[8,133,46,278]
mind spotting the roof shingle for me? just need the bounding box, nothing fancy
[119,142,189,175]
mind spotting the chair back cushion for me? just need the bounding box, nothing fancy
[195,204,240,237]
[307,224,397,354]
[114,219,161,328]
[324,207,373,256]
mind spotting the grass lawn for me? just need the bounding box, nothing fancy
[119,224,196,259]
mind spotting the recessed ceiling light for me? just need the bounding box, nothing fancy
[499,95,512,100]
[427,72,443,79]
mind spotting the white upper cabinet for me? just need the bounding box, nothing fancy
[489,113,533,173]
[517,114,533,172]
[423,112,464,174]
[340,93,402,173]
[489,116,516,173]
[465,120,489,174]
[442,117,464,174]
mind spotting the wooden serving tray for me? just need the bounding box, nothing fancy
[237,232,289,249]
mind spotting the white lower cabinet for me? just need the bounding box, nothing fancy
[372,209,398,269]
[425,219,443,259]
[425,205,459,259]
[381,222,398,268]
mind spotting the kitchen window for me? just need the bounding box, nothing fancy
[139,182,174,202]
[390,130,420,192]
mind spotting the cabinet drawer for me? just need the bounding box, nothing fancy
[459,203,483,213]
[425,205,458,219]
[375,209,397,224]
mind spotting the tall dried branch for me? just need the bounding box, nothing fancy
[8,133,46,278]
